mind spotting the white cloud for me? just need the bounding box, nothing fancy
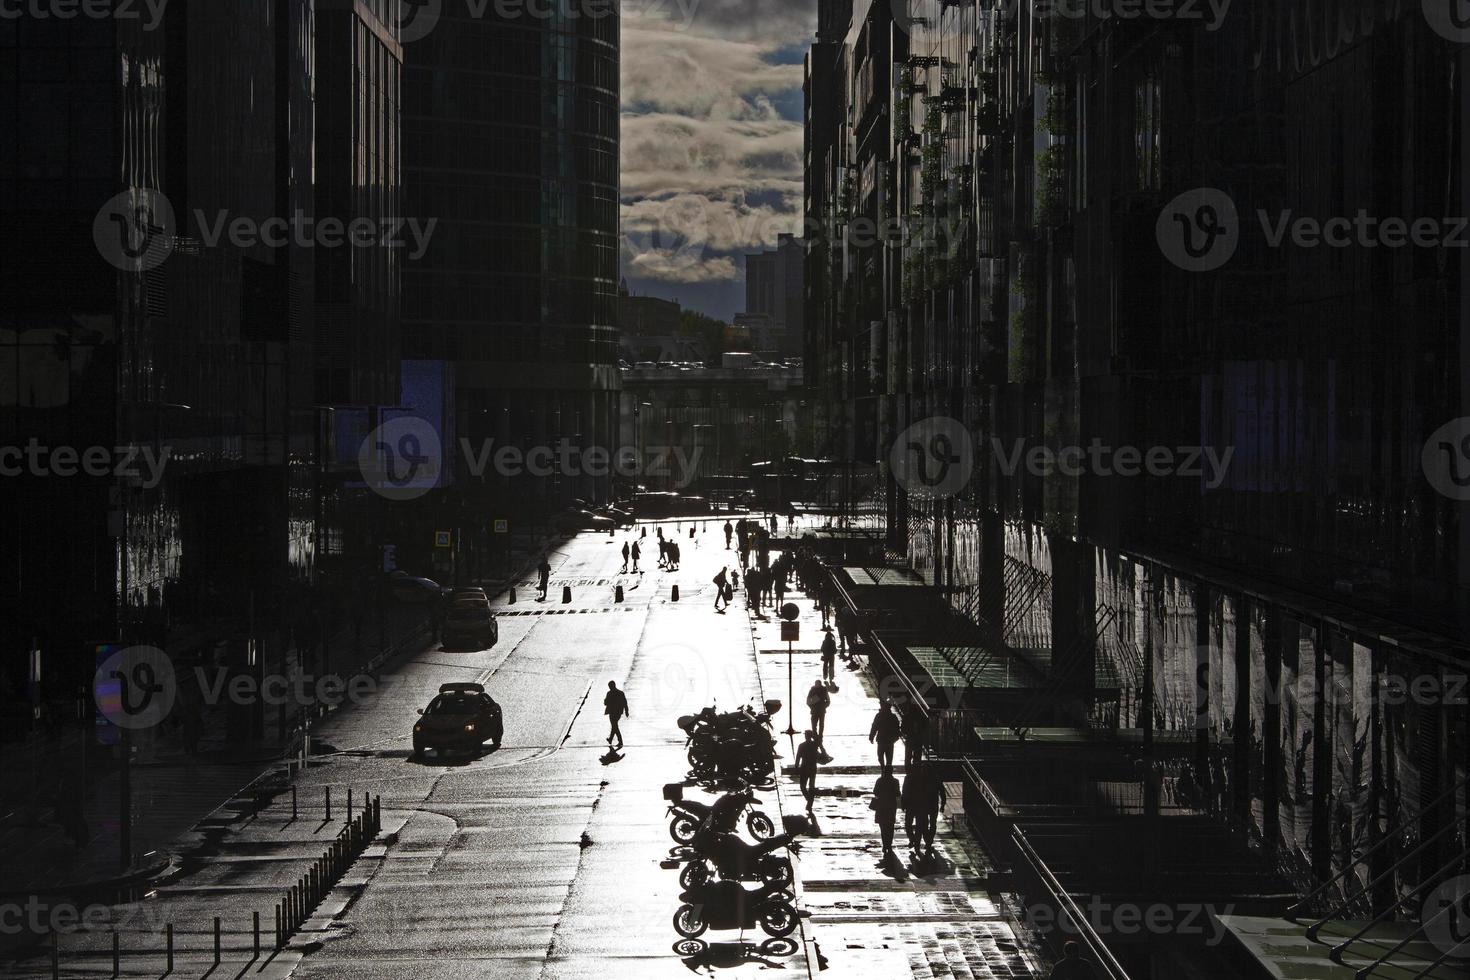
[620,14,811,290]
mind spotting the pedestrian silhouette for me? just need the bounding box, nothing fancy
[820,630,837,682]
[872,771,901,861]
[1048,942,1101,979]
[795,730,822,811]
[604,681,628,749]
[724,521,733,549]
[870,699,901,772]
[630,540,641,572]
[713,567,729,611]
[621,541,630,573]
[806,679,830,740]
[902,702,927,767]
[537,557,551,600]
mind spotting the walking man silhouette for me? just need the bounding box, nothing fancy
[537,557,551,600]
[604,681,629,750]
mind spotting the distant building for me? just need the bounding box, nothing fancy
[619,292,682,338]
[739,234,805,356]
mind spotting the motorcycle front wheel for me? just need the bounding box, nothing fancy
[746,810,776,840]
[679,860,711,890]
[758,900,799,938]
[758,856,793,889]
[670,814,700,845]
[673,904,708,939]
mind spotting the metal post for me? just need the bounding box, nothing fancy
[112,930,120,977]
[275,904,282,950]
[119,728,132,872]
[292,784,298,821]
[165,923,173,973]
[783,638,798,735]
[347,788,353,822]
[325,786,331,821]
[214,916,221,964]
[253,911,260,960]
[49,932,58,980]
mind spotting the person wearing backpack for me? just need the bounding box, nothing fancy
[806,678,831,740]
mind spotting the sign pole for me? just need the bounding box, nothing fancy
[779,603,800,735]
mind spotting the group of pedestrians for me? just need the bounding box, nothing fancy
[867,699,945,863]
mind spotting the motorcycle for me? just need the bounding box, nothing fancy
[676,814,809,890]
[680,702,781,785]
[673,879,801,939]
[664,784,775,844]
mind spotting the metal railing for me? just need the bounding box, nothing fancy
[1009,824,1133,980]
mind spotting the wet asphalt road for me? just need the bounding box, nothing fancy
[285,522,804,979]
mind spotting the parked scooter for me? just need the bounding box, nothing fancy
[665,784,776,844]
[673,880,800,939]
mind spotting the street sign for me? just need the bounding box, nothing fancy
[779,603,800,622]
[493,519,509,534]
[781,621,800,642]
[435,530,452,548]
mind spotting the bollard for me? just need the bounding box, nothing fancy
[276,903,283,950]
[614,585,624,602]
[214,916,222,964]
[254,911,261,959]
[375,794,382,831]
[113,929,120,977]
[509,587,517,604]
[671,584,680,602]
[292,784,298,821]
[166,923,173,974]
[562,585,572,603]
[325,786,332,821]
[348,788,353,822]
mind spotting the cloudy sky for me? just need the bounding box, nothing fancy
[620,0,817,321]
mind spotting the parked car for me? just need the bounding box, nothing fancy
[551,508,617,533]
[441,600,499,649]
[413,683,503,756]
[389,571,447,605]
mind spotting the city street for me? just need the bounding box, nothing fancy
[3,521,1037,979]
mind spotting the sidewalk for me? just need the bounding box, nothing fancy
[0,603,431,901]
[748,571,1044,979]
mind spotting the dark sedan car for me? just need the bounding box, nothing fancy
[441,601,499,649]
[413,683,503,756]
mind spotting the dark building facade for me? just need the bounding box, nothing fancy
[402,3,621,513]
[0,2,403,737]
[807,1,1467,973]
[740,233,806,357]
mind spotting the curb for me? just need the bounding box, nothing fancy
[0,849,173,902]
